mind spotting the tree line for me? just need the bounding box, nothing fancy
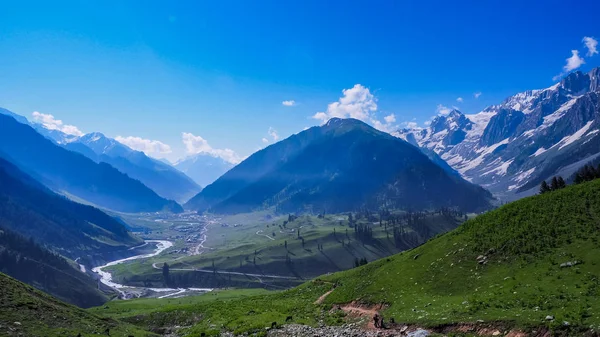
[539,162,600,194]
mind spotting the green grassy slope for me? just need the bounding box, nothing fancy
[0,273,153,337]
[321,178,600,332]
[96,178,600,336]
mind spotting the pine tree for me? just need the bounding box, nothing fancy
[574,173,585,184]
[162,262,170,285]
[539,180,550,194]
[550,176,560,191]
[557,176,566,189]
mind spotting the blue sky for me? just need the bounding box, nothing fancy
[1,0,599,162]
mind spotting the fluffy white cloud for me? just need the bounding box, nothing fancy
[456,97,464,103]
[436,104,452,116]
[424,120,431,126]
[473,92,482,99]
[583,36,598,56]
[553,50,586,81]
[311,84,402,134]
[384,114,396,124]
[31,111,84,136]
[115,136,172,158]
[268,127,279,141]
[282,100,296,106]
[312,84,377,122]
[262,137,269,143]
[564,50,585,72]
[181,132,242,164]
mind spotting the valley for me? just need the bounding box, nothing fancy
[99,208,466,292]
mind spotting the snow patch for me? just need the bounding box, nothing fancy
[514,167,536,183]
[542,97,580,128]
[558,121,594,150]
[531,147,547,157]
[482,159,513,177]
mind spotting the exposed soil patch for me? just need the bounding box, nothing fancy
[314,289,334,304]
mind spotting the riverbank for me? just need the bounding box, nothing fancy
[92,240,213,299]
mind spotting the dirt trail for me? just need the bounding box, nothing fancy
[339,302,386,329]
[314,289,334,304]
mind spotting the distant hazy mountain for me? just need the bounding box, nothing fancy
[397,67,600,199]
[65,132,201,203]
[0,107,29,124]
[186,118,493,214]
[174,153,234,187]
[0,113,182,213]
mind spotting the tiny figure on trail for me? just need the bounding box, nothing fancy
[373,313,380,328]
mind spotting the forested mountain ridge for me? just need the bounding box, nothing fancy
[0,227,108,308]
[0,156,141,260]
[186,118,493,214]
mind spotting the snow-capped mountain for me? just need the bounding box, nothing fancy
[64,132,201,203]
[398,67,600,199]
[174,153,234,188]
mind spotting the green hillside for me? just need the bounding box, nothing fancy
[0,273,153,337]
[96,178,600,336]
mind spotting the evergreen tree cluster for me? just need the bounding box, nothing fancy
[353,223,374,243]
[354,257,368,267]
[573,164,600,184]
[539,176,566,194]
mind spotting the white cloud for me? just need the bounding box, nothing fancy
[181,132,242,164]
[553,50,586,81]
[563,50,585,71]
[268,127,279,141]
[583,36,598,56]
[31,111,84,136]
[456,97,464,103]
[384,114,396,124]
[282,100,296,106]
[312,84,377,123]
[115,136,172,158]
[424,120,431,126]
[402,121,419,129]
[262,137,269,143]
[436,104,452,116]
[311,84,403,134]
[473,92,482,99]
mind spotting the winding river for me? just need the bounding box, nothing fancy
[92,240,213,299]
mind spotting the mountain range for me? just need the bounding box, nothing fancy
[398,67,600,200]
[0,113,182,213]
[174,153,234,188]
[186,118,493,214]
[65,132,201,203]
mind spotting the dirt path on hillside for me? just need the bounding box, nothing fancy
[314,289,334,304]
[339,302,386,329]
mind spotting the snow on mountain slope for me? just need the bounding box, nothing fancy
[398,67,600,199]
